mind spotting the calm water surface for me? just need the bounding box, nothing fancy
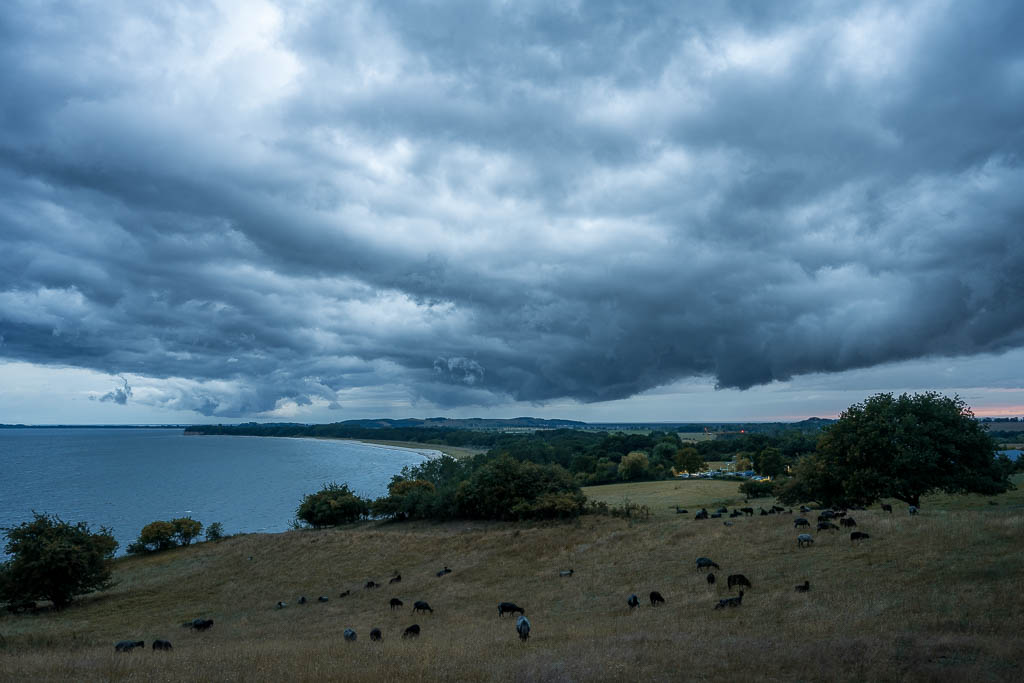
[0,428,432,554]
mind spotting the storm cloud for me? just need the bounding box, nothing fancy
[1,0,1022,418]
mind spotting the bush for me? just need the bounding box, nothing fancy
[0,513,117,610]
[128,520,177,554]
[297,482,370,528]
[172,517,203,546]
[204,522,225,542]
[372,479,438,520]
[455,456,585,521]
[739,479,776,499]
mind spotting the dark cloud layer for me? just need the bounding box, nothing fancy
[1,0,1023,417]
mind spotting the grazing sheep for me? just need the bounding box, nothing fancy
[298,596,308,604]
[318,596,329,603]
[389,574,402,584]
[559,569,574,577]
[729,510,742,518]
[412,600,433,614]
[187,618,214,631]
[740,507,754,516]
[794,517,810,528]
[817,521,839,532]
[795,581,810,593]
[649,591,665,606]
[881,503,893,513]
[498,602,525,618]
[339,590,350,598]
[908,505,919,515]
[115,640,144,652]
[817,511,836,522]
[151,639,173,651]
[695,557,720,571]
[797,533,814,548]
[714,591,744,609]
[706,573,716,585]
[402,624,420,639]
[850,531,870,542]
[275,601,287,609]
[727,574,752,591]
[516,615,531,641]
[799,505,811,513]
[436,566,452,577]
[675,506,688,514]
[627,594,640,609]
[723,521,734,526]
[694,508,709,520]
[840,517,857,528]
[772,505,786,513]
[370,628,383,642]
[390,598,404,610]
[365,581,379,589]
[343,629,357,642]
[759,508,768,516]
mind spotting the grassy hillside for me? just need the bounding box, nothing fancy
[2,478,1023,682]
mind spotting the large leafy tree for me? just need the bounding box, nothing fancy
[0,513,118,610]
[778,392,1012,508]
[296,482,369,528]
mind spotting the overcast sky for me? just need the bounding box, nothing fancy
[1,0,1023,425]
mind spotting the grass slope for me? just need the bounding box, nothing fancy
[2,479,1023,682]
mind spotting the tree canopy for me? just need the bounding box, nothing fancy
[778,392,1013,508]
[0,513,117,610]
[296,482,370,528]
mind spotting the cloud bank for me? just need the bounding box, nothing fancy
[1,0,1022,417]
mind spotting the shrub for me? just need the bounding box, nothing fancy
[0,513,117,610]
[372,479,437,520]
[617,451,650,481]
[172,517,203,546]
[204,522,225,542]
[455,456,585,521]
[297,482,370,528]
[129,520,177,554]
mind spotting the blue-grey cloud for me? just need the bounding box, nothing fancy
[1,0,1022,417]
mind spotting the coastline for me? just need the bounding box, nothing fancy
[327,437,483,460]
[183,429,484,460]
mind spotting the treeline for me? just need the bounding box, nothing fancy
[186,423,823,485]
[299,455,588,525]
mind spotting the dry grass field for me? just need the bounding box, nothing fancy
[2,476,1023,682]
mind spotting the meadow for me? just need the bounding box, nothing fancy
[1,476,1022,682]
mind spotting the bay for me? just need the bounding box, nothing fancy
[0,427,433,555]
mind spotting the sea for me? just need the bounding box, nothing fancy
[0,427,435,555]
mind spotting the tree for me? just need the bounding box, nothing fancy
[0,513,117,610]
[454,456,584,521]
[617,451,650,481]
[674,447,705,474]
[297,482,369,528]
[172,518,203,546]
[778,392,1013,508]
[130,521,177,553]
[204,522,225,542]
[752,447,786,478]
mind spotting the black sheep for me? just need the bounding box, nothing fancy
[370,628,383,641]
[152,639,173,651]
[390,598,404,610]
[412,600,433,614]
[727,574,751,591]
[649,591,665,606]
[403,624,421,639]
[627,594,640,609]
[498,602,525,617]
[115,640,144,652]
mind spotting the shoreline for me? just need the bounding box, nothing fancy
[185,431,482,460]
